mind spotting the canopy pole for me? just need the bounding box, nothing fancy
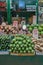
[7,0,12,24]
[36,0,38,24]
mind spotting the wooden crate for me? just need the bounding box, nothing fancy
[10,52,35,56]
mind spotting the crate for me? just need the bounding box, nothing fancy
[10,52,35,56]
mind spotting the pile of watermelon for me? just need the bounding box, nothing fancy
[0,34,14,51]
[9,34,35,54]
[27,24,43,36]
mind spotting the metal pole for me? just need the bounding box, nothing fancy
[36,0,38,24]
[7,0,12,24]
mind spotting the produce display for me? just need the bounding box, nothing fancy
[0,24,43,37]
[27,24,43,37]
[35,39,43,55]
[0,34,14,51]
[0,24,43,56]
[31,38,43,55]
[0,25,17,34]
[9,34,35,55]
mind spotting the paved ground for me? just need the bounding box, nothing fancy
[0,55,43,65]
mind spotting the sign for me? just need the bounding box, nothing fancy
[32,28,38,39]
[0,2,6,7]
[33,15,36,24]
[26,5,36,11]
[0,2,6,11]
[13,21,18,28]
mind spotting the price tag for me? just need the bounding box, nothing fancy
[32,28,38,39]
[13,21,18,28]
[33,16,36,24]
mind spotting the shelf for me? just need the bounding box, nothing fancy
[12,10,36,13]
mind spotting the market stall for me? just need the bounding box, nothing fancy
[0,0,43,65]
[6,0,38,24]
